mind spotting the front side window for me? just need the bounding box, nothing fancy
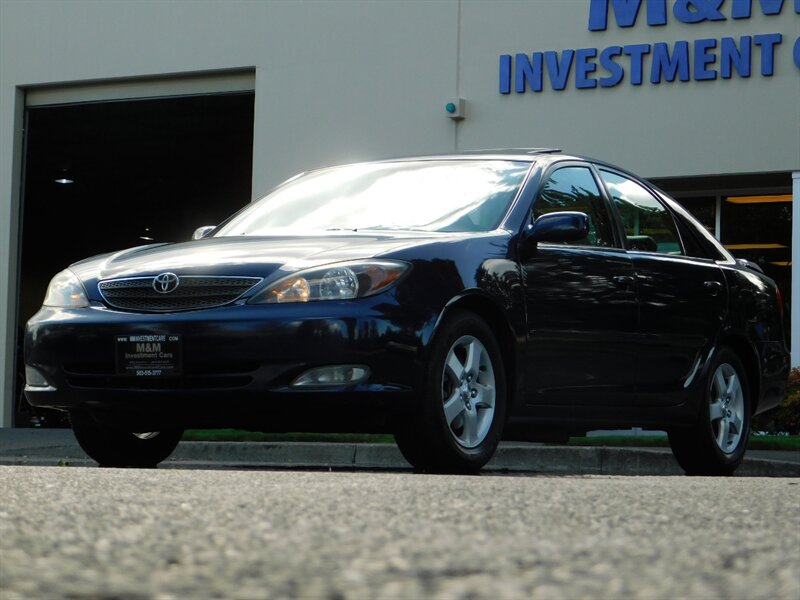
[600,170,684,255]
[534,166,614,247]
[215,160,530,235]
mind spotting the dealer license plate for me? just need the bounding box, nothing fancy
[115,334,182,377]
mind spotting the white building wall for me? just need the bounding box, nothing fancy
[1,0,798,424]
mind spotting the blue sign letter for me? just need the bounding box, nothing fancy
[545,50,575,90]
[754,33,782,75]
[575,48,599,89]
[673,0,725,24]
[731,0,785,19]
[650,41,690,83]
[600,46,625,86]
[499,55,512,94]
[623,44,652,85]
[515,53,544,93]
[794,36,800,70]
[694,38,719,80]
[588,0,667,31]
[720,37,752,78]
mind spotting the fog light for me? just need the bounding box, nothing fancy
[291,365,370,388]
[25,366,50,388]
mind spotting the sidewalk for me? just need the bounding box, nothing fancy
[1,428,798,476]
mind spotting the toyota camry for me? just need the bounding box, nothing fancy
[24,149,790,474]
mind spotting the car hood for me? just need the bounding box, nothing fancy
[69,232,454,282]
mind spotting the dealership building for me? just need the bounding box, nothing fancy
[0,0,797,427]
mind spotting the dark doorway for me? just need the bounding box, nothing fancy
[15,92,255,425]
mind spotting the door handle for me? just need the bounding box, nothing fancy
[704,280,722,296]
[612,275,635,289]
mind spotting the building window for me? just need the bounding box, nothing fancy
[678,196,717,237]
[721,195,792,316]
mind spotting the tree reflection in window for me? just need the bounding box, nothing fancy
[600,170,684,255]
[535,167,613,247]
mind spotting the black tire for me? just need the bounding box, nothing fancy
[668,347,751,476]
[71,413,183,468]
[394,311,507,473]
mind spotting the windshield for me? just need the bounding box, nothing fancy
[215,160,530,236]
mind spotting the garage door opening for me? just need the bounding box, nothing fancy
[15,92,255,425]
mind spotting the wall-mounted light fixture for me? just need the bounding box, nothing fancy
[54,169,74,185]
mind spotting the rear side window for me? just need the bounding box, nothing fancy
[534,166,614,247]
[599,170,684,255]
[673,213,712,259]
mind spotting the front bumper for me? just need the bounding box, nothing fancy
[24,299,432,431]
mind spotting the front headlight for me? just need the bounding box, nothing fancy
[249,260,410,304]
[43,269,89,308]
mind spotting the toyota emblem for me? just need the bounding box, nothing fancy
[152,272,180,294]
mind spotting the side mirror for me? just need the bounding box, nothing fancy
[192,225,216,240]
[527,211,589,243]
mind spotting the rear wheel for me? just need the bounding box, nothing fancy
[669,347,750,476]
[71,413,183,467]
[394,311,506,473]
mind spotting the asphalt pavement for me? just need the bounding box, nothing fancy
[2,468,798,599]
[1,428,798,475]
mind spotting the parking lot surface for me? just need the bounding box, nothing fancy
[1,466,798,599]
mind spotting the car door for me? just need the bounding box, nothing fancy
[521,164,638,406]
[598,168,727,406]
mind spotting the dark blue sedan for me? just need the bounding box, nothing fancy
[24,150,790,474]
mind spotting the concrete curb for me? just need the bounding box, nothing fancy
[1,440,798,476]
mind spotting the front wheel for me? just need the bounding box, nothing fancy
[71,413,183,467]
[669,348,751,476]
[394,311,507,473]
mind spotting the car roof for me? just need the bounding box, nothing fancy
[373,149,635,170]
[380,148,563,162]
[457,148,562,157]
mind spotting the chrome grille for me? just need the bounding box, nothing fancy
[98,276,262,313]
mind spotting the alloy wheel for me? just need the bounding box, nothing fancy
[441,335,496,449]
[708,362,745,454]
